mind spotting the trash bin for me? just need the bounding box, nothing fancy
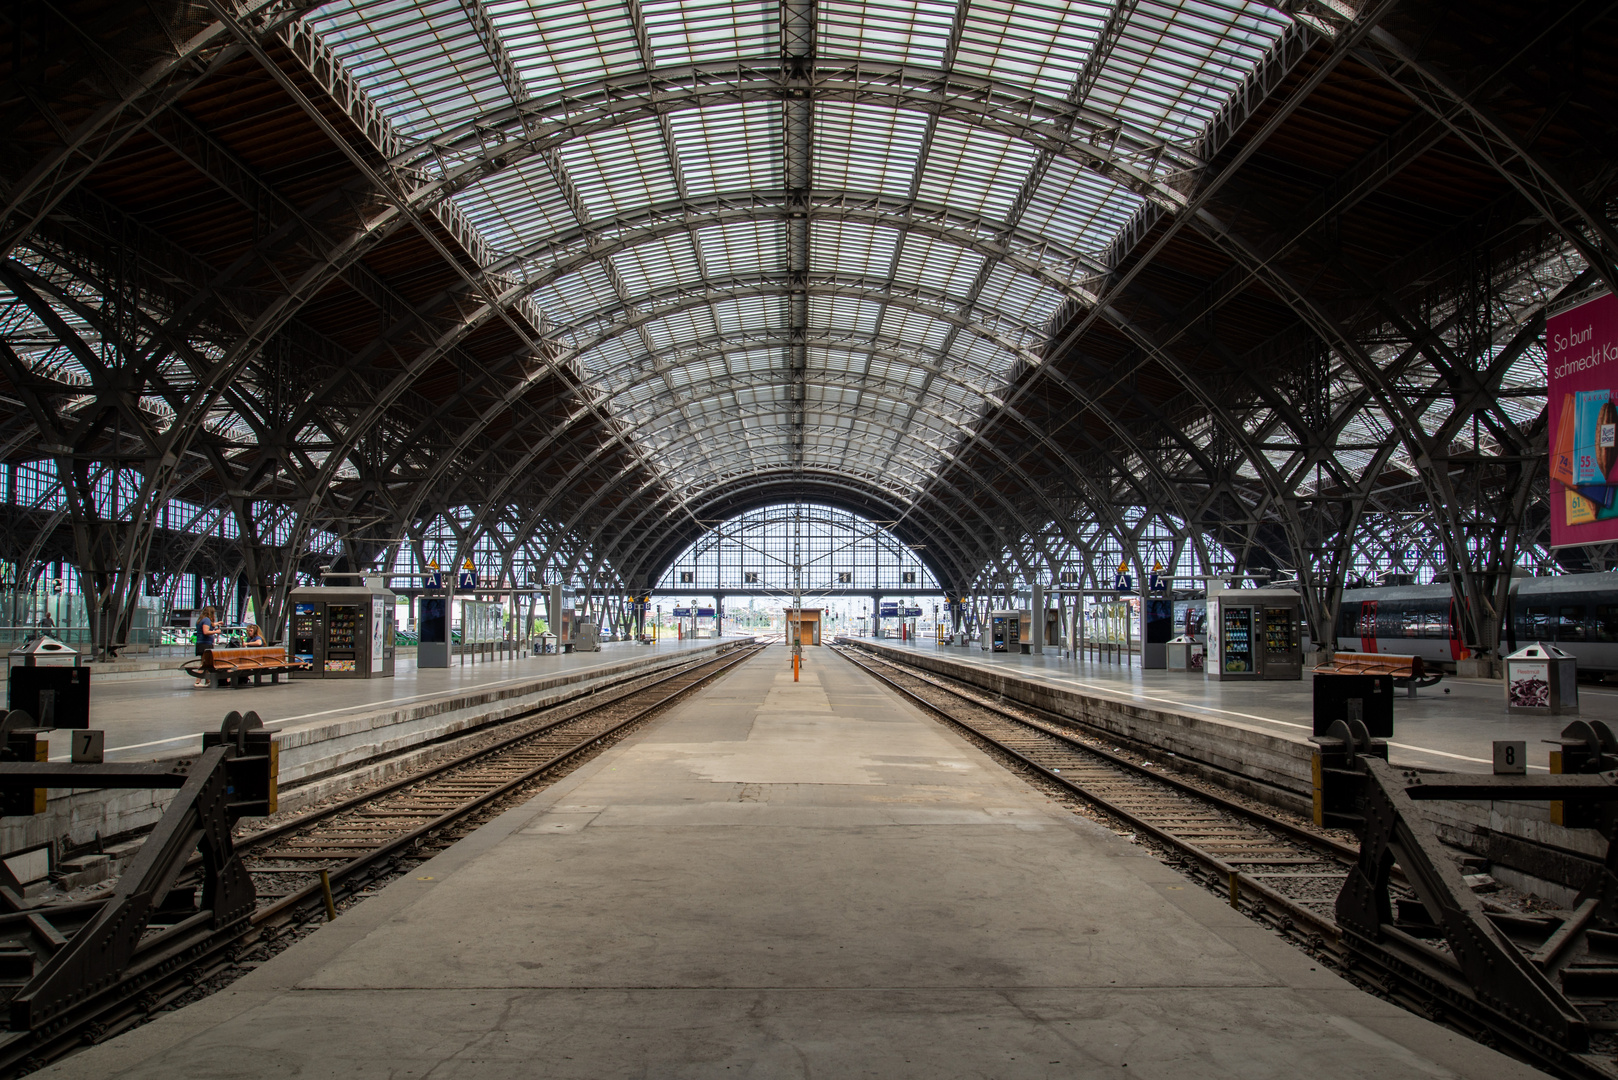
[1165,635,1204,672]
[1504,642,1578,715]
[7,636,90,729]
[1313,672,1394,738]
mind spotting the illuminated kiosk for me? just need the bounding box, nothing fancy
[287,582,397,679]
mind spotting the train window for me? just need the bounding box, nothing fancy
[1558,606,1588,641]
[1400,610,1420,637]
[1519,607,1552,642]
[1595,605,1618,643]
[1422,603,1448,638]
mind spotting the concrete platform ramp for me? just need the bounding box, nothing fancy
[42,646,1541,1079]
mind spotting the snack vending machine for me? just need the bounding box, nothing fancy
[286,583,398,679]
[1205,589,1302,681]
[987,610,1022,653]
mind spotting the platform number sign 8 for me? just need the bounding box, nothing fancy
[1493,740,1527,776]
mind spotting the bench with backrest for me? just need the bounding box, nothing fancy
[184,646,310,688]
[1315,651,1442,695]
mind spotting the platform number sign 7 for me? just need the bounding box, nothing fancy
[1493,740,1526,776]
[71,729,104,764]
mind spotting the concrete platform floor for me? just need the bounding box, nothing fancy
[866,637,1603,774]
[45,645,1538,1079]
[49,638,739,765]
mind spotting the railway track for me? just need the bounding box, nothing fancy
[832,642,1618,1080]
[3,641,766,1076]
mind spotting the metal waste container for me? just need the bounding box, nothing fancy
[1505,642,1578,715]
[7,636,90,729]
[1165,635,1204,672]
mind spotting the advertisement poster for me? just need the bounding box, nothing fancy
[372,596,386,664]
[1508,660,1549,709]
[1548,290,1618,546]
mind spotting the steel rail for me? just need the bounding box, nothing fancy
[833,643,1618,1080]
[0,642,765,1078]
[831,644,1345,943]
[239,642,760,851]
[246,641,766,924]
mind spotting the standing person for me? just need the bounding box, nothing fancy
[38,611,53,632]
[193,606,218,688]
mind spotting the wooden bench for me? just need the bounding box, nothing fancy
[1315,651,1442,695]
[183,647,311,689]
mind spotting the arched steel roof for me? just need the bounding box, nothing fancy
[303,0,1292,561]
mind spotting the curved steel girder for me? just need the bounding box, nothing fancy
[607,470,992,590]
[396,62,1197,214]
[452,368,1093,587]
[477,190,1106,306]
[0,1,276,258]
[383,286,1143,562]
[552,273,1210,520]
[394,301,1152,540]
[1188,201,1570,596]
[1357,22,1618,302]
[506,423,1010,587]
[548,448,995,588]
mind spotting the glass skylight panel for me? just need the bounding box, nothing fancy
[612,233,702,297]
[532,263,619,328]
[711,294,786,334]
[958,333,1018,380]
[952,0,1109,97]
[892,232,986,300]
[809,295,885,336]
[974,262,1064,329]
[310,0,513,141]
[914,119,1040,221]
[879,307,952,353]
[819,0,955,65]
[644,306,719,351]
[811,220,901,282]
[813,103,929,197]
[1086,0,1288,145]
[642,0,776,65]
[557,121,681,220]
[487,0,644,97]
[696,220,786,280]
[1021,159,1144,255]
[668,103,781,194]
[453,156,580,260]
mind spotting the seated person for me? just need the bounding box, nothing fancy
[241,623,266,646]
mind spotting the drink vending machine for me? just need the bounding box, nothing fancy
[986,610,1022,652]
[1205,588,1302,681]
[287,583,397,679]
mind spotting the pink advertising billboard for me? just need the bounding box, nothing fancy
[1548,290,1618,547]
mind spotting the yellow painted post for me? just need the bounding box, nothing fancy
[319,868,338,922]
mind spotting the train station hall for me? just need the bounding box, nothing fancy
[2,0,1617,1077]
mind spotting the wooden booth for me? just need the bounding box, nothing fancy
[786,608,822,647]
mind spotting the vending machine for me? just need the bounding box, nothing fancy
[988,610,1022,653]
[1205,588,1302,681]
[286,583,398,679]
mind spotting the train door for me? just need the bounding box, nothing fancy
[1447,597,1468,660]
[1359,600,1377,653]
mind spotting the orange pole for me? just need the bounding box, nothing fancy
[793,652,800,681]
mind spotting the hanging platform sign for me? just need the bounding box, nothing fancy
[1549,289,1618,546]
